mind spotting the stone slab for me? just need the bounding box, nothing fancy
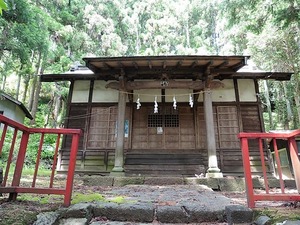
[93,202,154,222]
[225,205,253,225]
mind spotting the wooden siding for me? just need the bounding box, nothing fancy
[125,151,206,176]
[219,104,269,175]
[58,150,115,173]
[63,104,87,149]
[87,107,118,149]
[59,102,268,176]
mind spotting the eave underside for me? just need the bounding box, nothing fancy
[40,55,293,82]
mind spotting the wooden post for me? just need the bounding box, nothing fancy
[203,88,223,178]
[111,90,126,175]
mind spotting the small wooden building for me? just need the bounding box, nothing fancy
[41,55,292,177]
[0,92,33,123]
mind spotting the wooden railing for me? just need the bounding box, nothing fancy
[0,115,82,206]
[238,130,300,208]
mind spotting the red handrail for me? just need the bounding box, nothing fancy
[238,130,300,208]
[0,114,82,206]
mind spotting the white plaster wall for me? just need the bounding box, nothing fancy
[133,89,162,102]
[0,100,25,123]
[198,80,236,102]
[71,80,90,103]
[165,89,193,102]
[238,79,257,102]
[92,80,119,103]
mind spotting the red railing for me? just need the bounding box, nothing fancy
[0,114,82,206]
[238,130,300,208]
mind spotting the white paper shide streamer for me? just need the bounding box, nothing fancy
[189,94,193,108]
[173,96,177,109]
[154,96,158,113]
[136,96,141,109]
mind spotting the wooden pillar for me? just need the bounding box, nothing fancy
[204,88,223,178]
[111,90,126,175]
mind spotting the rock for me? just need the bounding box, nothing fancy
[60,203,93,220]
[113,177,144,186]
[156,205,189,223]
[93,202,154,222]
[33,211,60,225]
[282,220,300,225]
[59,218,87,225]
[254,215,272,225]
[225,205,253,225]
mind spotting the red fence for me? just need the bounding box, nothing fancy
[238,130,300,208]
[0,115,82,206]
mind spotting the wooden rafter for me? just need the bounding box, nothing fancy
[176,60,183,68]
[215,60,228,69]
[132,61,139,70]
[103,62,112,69]
[190,60,199,68]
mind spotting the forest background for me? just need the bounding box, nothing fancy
[1,0,300,133]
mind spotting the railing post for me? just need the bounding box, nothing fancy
[272,139,285,193]
[240,137,255,208]
[0,124,8,156]
[64,133,80,206]
[288,137,300,193]
[9,131,30,201]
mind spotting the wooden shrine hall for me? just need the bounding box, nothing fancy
[41,55,292,177]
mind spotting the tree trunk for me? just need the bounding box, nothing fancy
[30,72,42,126]
[294,95,300,127]
[22,75,30,103]
[263,80,273,129]
[44,97,53,128]
[15,65,23,101]
[30,52,43,126]
[282,82,292,129]
[1,74,6,91]
[28,52,42,111]
[59,98,65,127]
[53,94,61,128]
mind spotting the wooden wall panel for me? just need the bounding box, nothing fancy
[132,105,195,150]
[216,106,240,149]
[179,107,195,149]
[87,107,117,149]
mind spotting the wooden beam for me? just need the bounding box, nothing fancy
[215,60,228,69]
[163,61,167,69]
[148,60,152,69]
[128,90,133,102]
[190,60,199,68]
[132,61,139,70]
[105,80,225,90]
[176,60,183,68]
[119,75,126,90]
[103,62,112,69]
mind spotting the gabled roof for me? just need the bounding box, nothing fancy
[40,55,293,82]
[0,92,33,120]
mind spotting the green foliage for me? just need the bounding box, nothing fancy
[0,0,6,15]
[0,0,300,161]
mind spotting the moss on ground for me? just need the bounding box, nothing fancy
[254,207,300,223]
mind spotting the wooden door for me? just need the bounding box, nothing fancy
[132,105,195,150]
